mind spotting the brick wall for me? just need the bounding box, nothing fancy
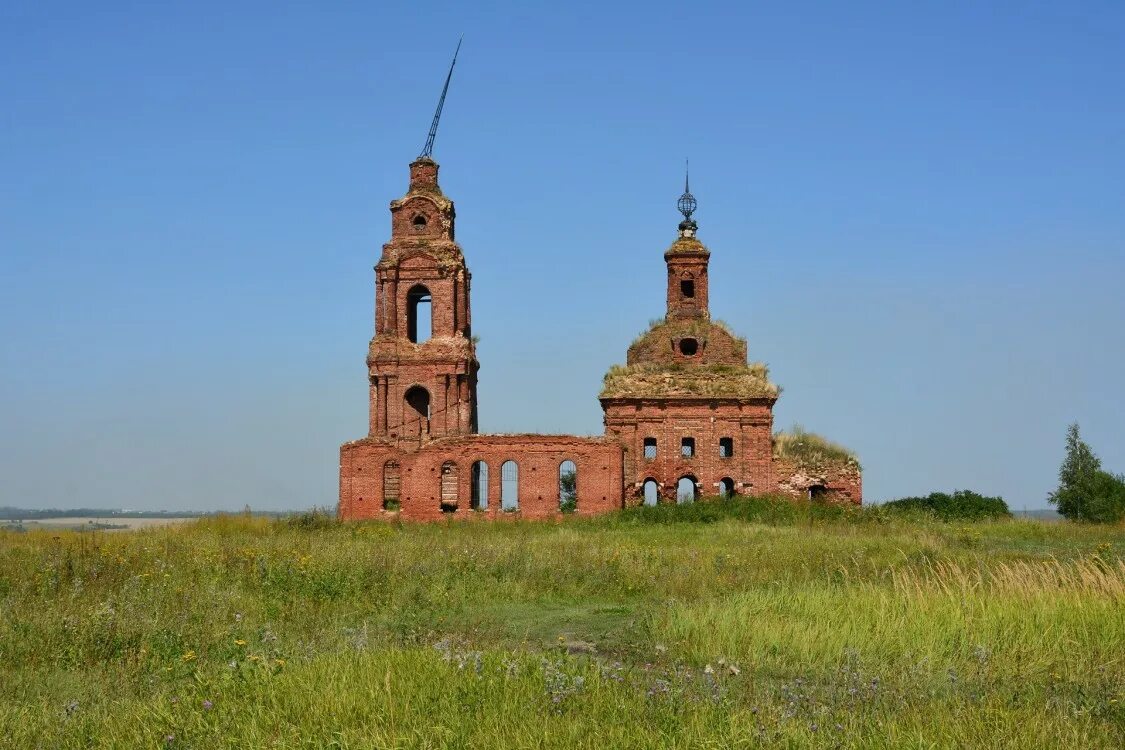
[603,399,774,503]
[772,457,863,505]
[340,434,624,522]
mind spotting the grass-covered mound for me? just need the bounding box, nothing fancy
[882,490,1011,521]
[773,426,861,470]
[1,509,1122,748]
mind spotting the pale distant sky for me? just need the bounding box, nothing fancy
[2,1,1123,510]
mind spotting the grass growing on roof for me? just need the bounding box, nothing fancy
[774,425,861,469]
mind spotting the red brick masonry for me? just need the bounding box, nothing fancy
[340,435,623,521]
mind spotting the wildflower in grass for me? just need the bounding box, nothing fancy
[275,658,286,666]
[181,650,196,662]
[202,699,213,710]
[234,639,247,646]
[248,655,260,662]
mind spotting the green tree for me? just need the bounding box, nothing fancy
[559,470,578,514]
[1049,423,1125,522]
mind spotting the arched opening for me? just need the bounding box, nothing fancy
[382,461,401,511]
[719,477,736,498]
[440,461,458,512]
[680,278,695,298]
[411,214,428,231]
[809,484,829,501]
[643,437,657,460]
[679,338,698,356]
[676,475,697,504]
[559,460,577,513]
[471,461,489,510]
[642,478,659,507]
[406,285,432,343]
[501,460,519,511]
[404,386,431,426]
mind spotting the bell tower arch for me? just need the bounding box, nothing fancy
[368,157,478,446]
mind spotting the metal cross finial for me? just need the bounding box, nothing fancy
[419,36,463,159]
[677,158,697,220]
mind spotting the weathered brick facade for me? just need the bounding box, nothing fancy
[338,155,861,521]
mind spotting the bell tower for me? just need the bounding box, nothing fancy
[366,40,477,447]
[666,166,710,320]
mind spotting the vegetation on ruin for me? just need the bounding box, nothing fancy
[626,316,742,354]
[601,361,778,400]
[773,426,861,470]
[664,235,710,255]
[1,500,1123,748]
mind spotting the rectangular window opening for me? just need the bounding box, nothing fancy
[681,437,695,458]
[643,437,657,460]
[719,437,733,458]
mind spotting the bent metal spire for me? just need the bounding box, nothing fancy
[419,36,463,159]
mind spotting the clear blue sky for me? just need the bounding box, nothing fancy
[2,1,1123,511]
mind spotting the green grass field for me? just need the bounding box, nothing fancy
[1,498,1122,749]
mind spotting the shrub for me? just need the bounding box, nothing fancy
[283,507,337,531]
[613,494,860,526]
[882,490,1011,521]
[1051,469,1125,524]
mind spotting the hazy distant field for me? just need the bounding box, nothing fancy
[0,500,1121,749]
[1,516,197,532]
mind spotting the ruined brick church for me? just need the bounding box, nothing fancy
[337,151,862,521]
[338,57,861,521]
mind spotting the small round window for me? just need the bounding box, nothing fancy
[679,338,699,356]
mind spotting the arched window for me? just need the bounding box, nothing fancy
[382,461,401,511]
[404,386,431,424]
[676,476,697,504]
[642,478,659,507]
[471,461,489,510]
[407,285,432,343]
[719,477,736,498]
[680,278,695,299]
[411,214,428,231]
[559,460,577,513]
[809,484,829,501]
[440,461,458,512]
[501,460,519,511]
[679,338,698,356]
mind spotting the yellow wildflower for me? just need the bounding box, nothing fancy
[181,650,196,662]
[234,639,247,646]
